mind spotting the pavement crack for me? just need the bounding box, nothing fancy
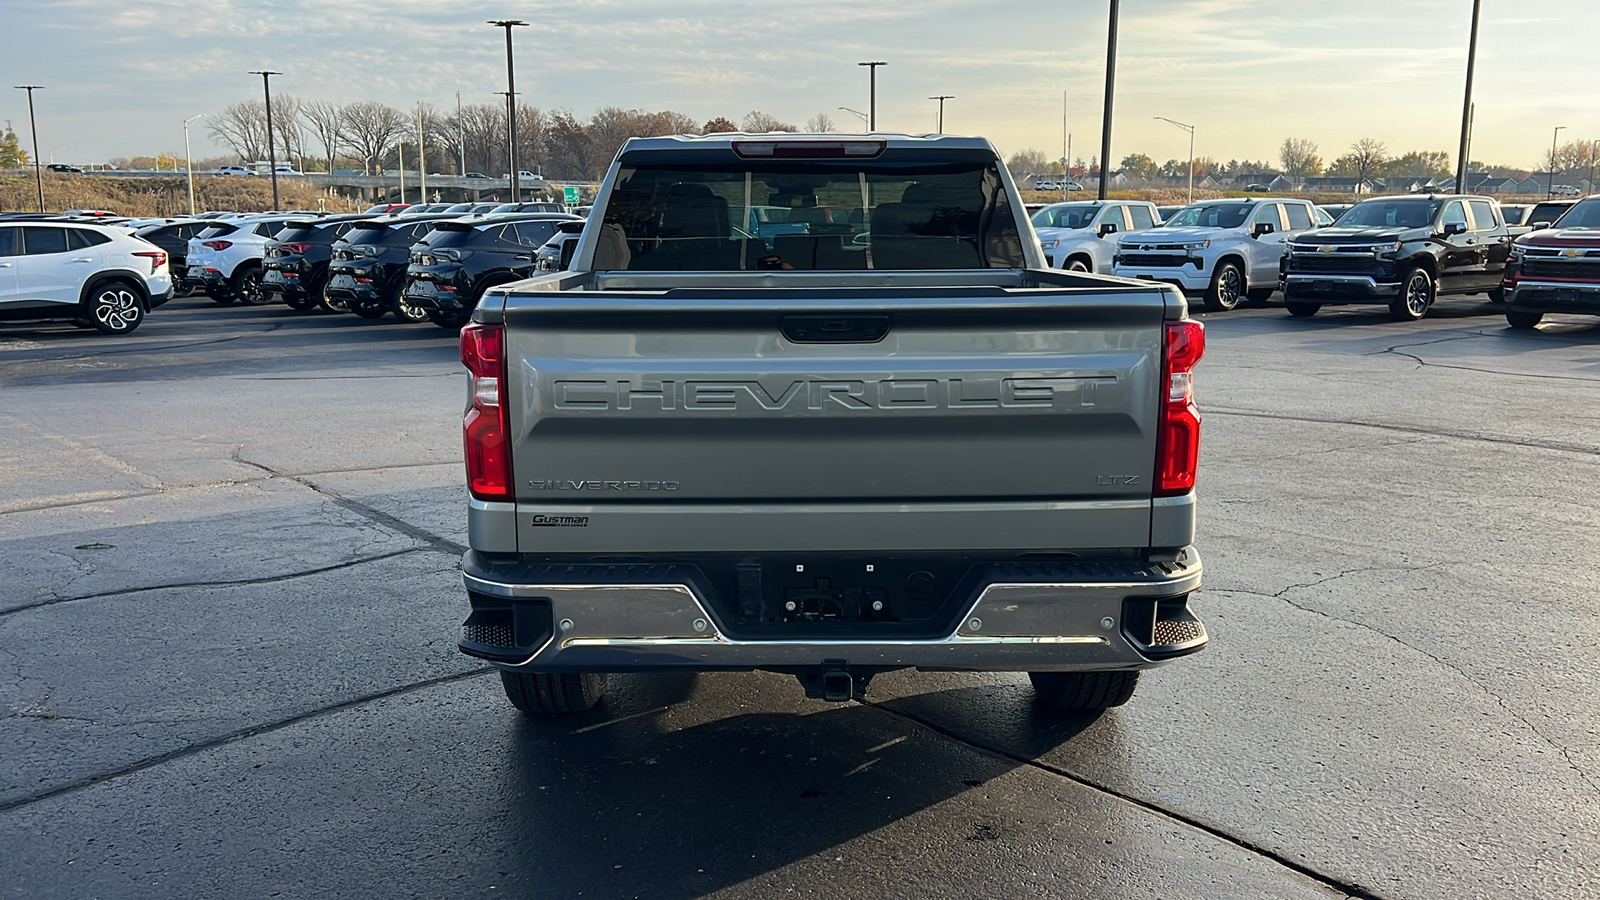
[0,548,428,618]
[231,448,465,555]
[861,700,1389,900]
[0,668,494,815]
[1212,584,1600,800]
[1208,408,1600,458]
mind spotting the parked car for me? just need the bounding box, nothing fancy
[216,166,253,176]
[133,219,210,294]
[0,221,171,334]
[501,170,542,180]
[1550,185,1582,197]
[1244,183,1270,192]
[1500,204,1532,227]
[1525,200,1578,230]
[46,163,84,174]
[325,213,461,321]
[1031,200,1160,273]
[1032,180,1083,192]
[1281,195,1509,320]
[1318,204,1354,221]
[1114,198,1320,310]
[491,202,565,214]
[402,213,578,328]
[258,216,366,311]
[270,166,305,177]
[184,213,318,305]
[1156,205,1182,222]
[363,204,411,214]
[1501,195,1600,329]
[534,220,586,271]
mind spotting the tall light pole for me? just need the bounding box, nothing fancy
[858,61,886,130]
[929,95,954,134]
[838,107,869,129]
[489,20,528,200]
[456,90,466,176]
[417,102,427,201]
[1155,116,1196,204]
[1097,0,1120,200]
[1454,0,1482,195]
[184,113,205,216]
[249,71,282,209]
[1549,126,1567,199]
[1588,139,1597,197]
[13,85,44,212]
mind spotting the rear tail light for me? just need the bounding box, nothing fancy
[1154,319,1205,497]
[279,241,311,254]
[461,322,513,501]
[132,250,166,273]
[201,240,232,250]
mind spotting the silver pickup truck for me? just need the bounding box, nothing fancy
[456,134,1208,716]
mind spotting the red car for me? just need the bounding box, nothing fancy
[1502,196,1600,329]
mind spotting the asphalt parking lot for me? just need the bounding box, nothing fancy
[2,292,1597,899]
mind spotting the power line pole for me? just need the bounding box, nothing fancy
[1549,126,1567,199]
[489,20,528,201]
[858,61,887,131]
[13,85,44,212]
[1097,0,1120,200]
[1454,0,1481,195]
[249,70,282,209]
[929,95,953,134]
[184,113,205,216]
[456,90,465,176]
[418,102,427,201]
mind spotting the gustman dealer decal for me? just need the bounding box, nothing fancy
[529,515,589,527]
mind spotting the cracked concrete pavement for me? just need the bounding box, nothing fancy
[1,294,1598,898]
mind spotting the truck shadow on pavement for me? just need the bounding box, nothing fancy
[487,673,1105,898]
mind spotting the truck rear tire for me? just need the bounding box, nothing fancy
[1028,670,1139,711]
[1506,310,1543,329]
[1285,301,1320,317]
[1245,288,1275,305]
[427,308,472,329]
[500,671,606,715]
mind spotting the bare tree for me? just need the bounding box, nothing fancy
[742,111,797,133]
[302,100,346,173]
[340,101,407,174]
[1345,138,1388,189]
[266,94,307,170]
[805,112,835,133]
[1006,149,1051,179]
[207,100,268,163]
[543,108,590,181]
[1279,137,1323,178]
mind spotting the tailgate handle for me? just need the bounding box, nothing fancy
[781,314,890,343]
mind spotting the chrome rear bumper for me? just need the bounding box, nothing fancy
[460,549,1205,673]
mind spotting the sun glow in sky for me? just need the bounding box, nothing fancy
[2,0,1595,170]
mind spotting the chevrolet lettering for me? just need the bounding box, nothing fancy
[456,132,1208,718]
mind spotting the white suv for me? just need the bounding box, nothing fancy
[1113,198,1319,310]
[1032,200,1161,273]
[184,214,307,305]
[0,221,172,335]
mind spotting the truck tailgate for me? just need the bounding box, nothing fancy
[502,287,1169,552]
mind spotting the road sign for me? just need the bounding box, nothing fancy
[563,186,580,204]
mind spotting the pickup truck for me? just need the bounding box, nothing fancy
[455,134,1208,716]
[1113,198,1320,311]
[1501,194,1600,329]
[1282,194,1510,321]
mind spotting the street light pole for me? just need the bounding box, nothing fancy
[184,113,206,216]
[838,107,869,129]
[417,103,427,201]
[249,71,282,209]
[928,95,953,134]
[489,20,528,201]
[1549,126,1567,199]
[1454,0,1482,195]
[858,62,886,131]
[1097,0,1120,201]
[456,90,466,176]
[1155,116,1196,204]
[13,85,44,212]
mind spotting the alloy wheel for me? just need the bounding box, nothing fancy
[93,286,143,333]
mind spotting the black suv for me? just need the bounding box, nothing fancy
[133,219,210,294]
[326,214,459,321]
[403,214,578,328]
[259,216,365,311]
[1281,195,1511,320]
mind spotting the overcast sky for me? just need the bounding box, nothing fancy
[1,0,1594,170]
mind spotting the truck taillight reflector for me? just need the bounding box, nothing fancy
[461,322,513,501]
[1155,319,1205,497]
